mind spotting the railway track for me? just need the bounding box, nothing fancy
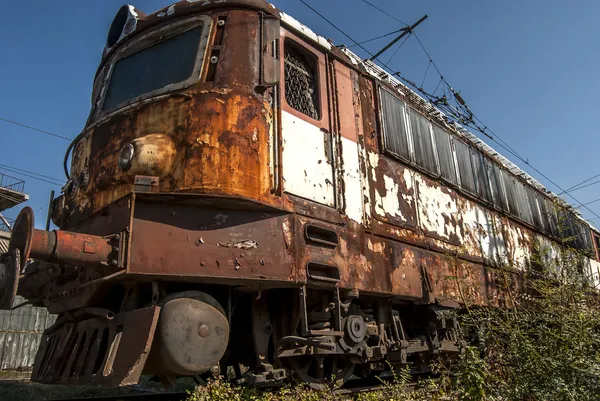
[45,380,418,401]
[47,392,189,401]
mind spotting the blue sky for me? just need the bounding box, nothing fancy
[1,1,599,225]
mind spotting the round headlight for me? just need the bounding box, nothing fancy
[118,143,135,171]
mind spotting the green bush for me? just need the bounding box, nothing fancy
[188,245,600,401]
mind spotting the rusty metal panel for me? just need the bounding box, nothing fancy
[128,201,298,284]
[32,306,159,386]
[367,152,418,229]
[358,78,417,230]
[335,61,363,223]
[389,242,423,299]
[65,10,279,227]
[0,296,56,371]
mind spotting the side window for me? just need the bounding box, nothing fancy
[284,41,320,120]
[380,88,411,161]
[526,188,543,230]
[514,180,533,225]
[577,222,593,255]
[409,108,439,175]
[541,198,560,237]
[488,162,509,213]
[471,150,493,203]
[501,170,519,217]
[433,124,458,185]
[454,139,477,195]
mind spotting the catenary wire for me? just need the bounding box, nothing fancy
[0,166,63,187]
[0,116,72,141]
[362,2,600,221]
[385,34,411,65]
[558,172,600,195]
[0,163,63,183]
[347,28,404,48]
[300,0,600,222]
[359,0,408,26]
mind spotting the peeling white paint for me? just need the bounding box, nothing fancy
[375,175,406,222]
[341,137,363,223]
[502,221,531,270]
[359,145,372,224]
[588,259,600,288]
[281,111,335,206]
[460,201,501,263]
[367,151,379,184]
[367,151,412,223]
[367,238,384,253]
[414,173,461,243]
[535,235,561,274]
[127,4,138,19]
[279,11,332,51]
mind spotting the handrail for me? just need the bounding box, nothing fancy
[0,172,25,194]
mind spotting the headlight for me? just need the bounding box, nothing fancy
[118,143,135,170]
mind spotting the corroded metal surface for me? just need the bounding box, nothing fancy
[128,201,297,284]
[3,0,599,388]
[32,306,159,386]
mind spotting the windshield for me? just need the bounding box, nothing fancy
[103,24,204,110]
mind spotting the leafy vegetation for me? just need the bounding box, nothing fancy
[188,241,600,401]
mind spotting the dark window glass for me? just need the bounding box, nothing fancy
[284,42,320,119]
[104,26,203,110]
[432,125,458,185]
[471,150,493,203]
[558,212,591,253]
[514,180,533,225]
[454,139,476,195]
[380,88,411,161]
[526,188,544,230]
[488,162,509,212]
[409,109,438,174]
[577,222,593,255]
[501,170,519,217]
[541,198,560,237]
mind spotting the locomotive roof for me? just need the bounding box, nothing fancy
[113,0,597,232]
[275,7,598,233]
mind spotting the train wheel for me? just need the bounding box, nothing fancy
[286,354,355,390]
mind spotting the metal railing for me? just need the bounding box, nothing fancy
[0,172,25,194]
[0,217,14,232]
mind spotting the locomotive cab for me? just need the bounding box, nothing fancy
[3,0,596,391]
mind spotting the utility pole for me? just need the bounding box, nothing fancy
[368,15,428,61]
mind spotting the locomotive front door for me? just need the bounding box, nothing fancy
[279,32,335,207]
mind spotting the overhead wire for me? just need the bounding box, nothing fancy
[359,0,408,26]
[301,0,600,222]
[0,116,72,141]
[558,172,600,195]
[385,34,411,65]
[358,2,600,221]
[575,198,600,209]
[0,163,63,183]
[0,165,63,187]
[299,0,376,58]
[347,28,404,48]
[562,179,600,195]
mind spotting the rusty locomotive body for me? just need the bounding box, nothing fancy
[1,0,599,389]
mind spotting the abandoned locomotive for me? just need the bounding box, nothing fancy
[1,0,599,389]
